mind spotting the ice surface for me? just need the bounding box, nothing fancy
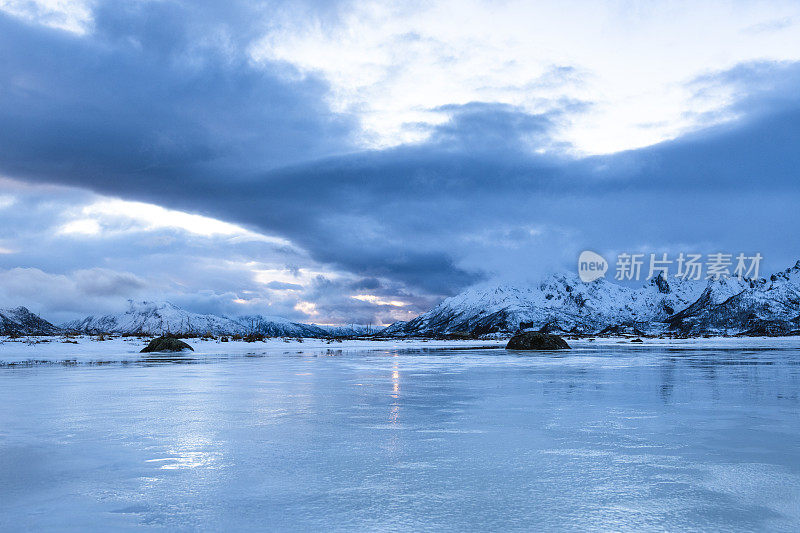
[1,338,799,530]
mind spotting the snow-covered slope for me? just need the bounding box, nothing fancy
[381,272,756,337]
[62,301,334,337]
[668,262,800,336]
[315,324,380,337]
[0,306,62,335]
[63,301,246,336]
[234,315,328,338]
[31,261,800,339]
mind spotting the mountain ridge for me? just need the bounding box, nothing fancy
[380,264,799,338]
[0,306,61,336]
[6,261,800,338]
[61,300,334,337]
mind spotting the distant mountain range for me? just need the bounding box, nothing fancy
[62,301,247,336]
[4,261,800,338]
[666,262,800,336]
[382,261,800,338]
[316,324,381,337]
[0,306,62,336]
[61,301,339,337]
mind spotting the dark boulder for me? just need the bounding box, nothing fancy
[140,336,194,353]
[506,332,570,350]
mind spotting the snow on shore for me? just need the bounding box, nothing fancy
[0,335,799,365]
[0,336,503,365]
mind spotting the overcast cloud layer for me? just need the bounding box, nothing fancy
[1,0,800,324]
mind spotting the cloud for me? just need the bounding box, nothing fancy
[0,0,92,34]
[253,0,800,153]
[0,1,355,194]
[0,179,442,323]
[0,267,147,322]
[296,275,427,326]
[211,61,800,289]
[1,2,800,325]
[742,17,795,34]
[265,281,304,291]
[73,268,146,296]
[6,57,800,306]
[428,102,568,154]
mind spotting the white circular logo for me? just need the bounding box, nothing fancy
[578,250,608,282]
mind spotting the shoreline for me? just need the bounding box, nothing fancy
[1,334,800,366]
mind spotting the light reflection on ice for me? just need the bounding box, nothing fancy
[389,357,400,427]
[148,451,221,470]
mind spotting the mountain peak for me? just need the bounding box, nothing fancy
[64,302,331,337]
[382,260,800,338]
[0,306,61,335]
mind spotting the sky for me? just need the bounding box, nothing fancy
[1,0,800,325]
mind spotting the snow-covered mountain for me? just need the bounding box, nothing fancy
[315,324,380,337]
[668,261,800,336]
[380,267,797,337]
[63,301,246,336]
[235,315,328,338]
[15,261,800,339]
[381,272,703,337]
[62,301,330,337]
[0,306,62,335]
